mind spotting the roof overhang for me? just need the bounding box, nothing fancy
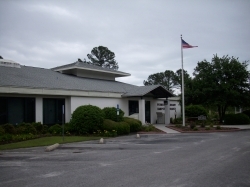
[52,63,130,78]
[122,85,174,98]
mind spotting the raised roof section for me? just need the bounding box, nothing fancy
[51,61,130,81]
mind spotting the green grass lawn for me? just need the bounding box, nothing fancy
[0,136,101,150]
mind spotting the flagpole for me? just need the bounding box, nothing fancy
[181,35,185,126]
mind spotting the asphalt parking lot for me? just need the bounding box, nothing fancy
[1,131,250,187]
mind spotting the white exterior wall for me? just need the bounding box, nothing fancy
[1,92,170,125]
[165,100,170,125]
[70,96,128,118]
[169,97,181,119]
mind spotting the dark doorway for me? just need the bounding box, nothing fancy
[145,101,151,123]
[129,100,139,115]
[43,98,65,125]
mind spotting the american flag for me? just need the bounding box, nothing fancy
[182,39,198,49]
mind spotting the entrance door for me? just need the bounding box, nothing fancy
[145,101,151,123]
[43,98,65,125]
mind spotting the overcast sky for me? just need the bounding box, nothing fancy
[1,0,249,90]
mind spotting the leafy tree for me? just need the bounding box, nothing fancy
[191,54,250,122]
[143,69,192,95]
[86,46,119,70]
[173,69,191,91]
[143,70,176,93]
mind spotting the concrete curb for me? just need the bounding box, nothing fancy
[45,143,59,152]
[167,126,241,133]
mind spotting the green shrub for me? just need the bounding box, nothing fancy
[209,124,214,128]
[32,122,43,134]
[2,124,16,134]
[103,119,130,135]
[48,124,62,135]
[16,125,25,134]
[242,110,250,118]
[174,117,182,124]
[216,125,221,130]
[189,123,196,129]
[0,126,5,135]
[193,127,198,131]
[0,134,12,142]
[140,124,157,132]
[224,113,250,125]
[123,117,142,132]
[15,123,37,134]
[205,127,210,130]
[199,122,205,128]
[170,117,174,124]
[185,105,207,117]
[70,105,104,134]
[102,107,124,122]
[42,125,49,134]
[95,129,117,137]
[24,124,37,134]
[63,123,74,135]
[0,134,39,143]
[175,124,182,128]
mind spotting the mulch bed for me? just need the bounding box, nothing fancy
[138,131,166,134]
[168,125,240,133]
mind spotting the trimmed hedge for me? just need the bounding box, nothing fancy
[102,107,124,122]
[123,117,142,132]
[242,110,250,118]
[185,105,207,117]
[0,126,5,136]
[48,124,62,135]
[32,122,44,134]
[224,113,250,125]
[103,119,130,135]
[70,105,104,134]
[2,124,16,134]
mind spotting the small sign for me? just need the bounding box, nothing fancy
[117,104,119,115]
[198,115,206,120]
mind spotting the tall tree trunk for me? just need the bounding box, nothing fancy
[217,104,227,123]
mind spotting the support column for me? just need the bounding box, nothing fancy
[164,99,170,125]
[139,98,145,124]
[35,96,43,124]
[65,97,71,123]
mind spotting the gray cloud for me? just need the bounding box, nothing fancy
[1,0,249,87]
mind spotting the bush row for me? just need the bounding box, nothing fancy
[224,113,250,125]
[0,122,66,136]
[69,105,142,135]
[1,106,143,137]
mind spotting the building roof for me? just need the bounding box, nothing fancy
[0,64,173,98]
[51,61,130,78]
[121,85,173,98]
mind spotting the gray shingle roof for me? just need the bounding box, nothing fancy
[0,65,173,97]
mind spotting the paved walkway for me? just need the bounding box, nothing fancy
[153,124,180,133]
[154,124,250,133]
